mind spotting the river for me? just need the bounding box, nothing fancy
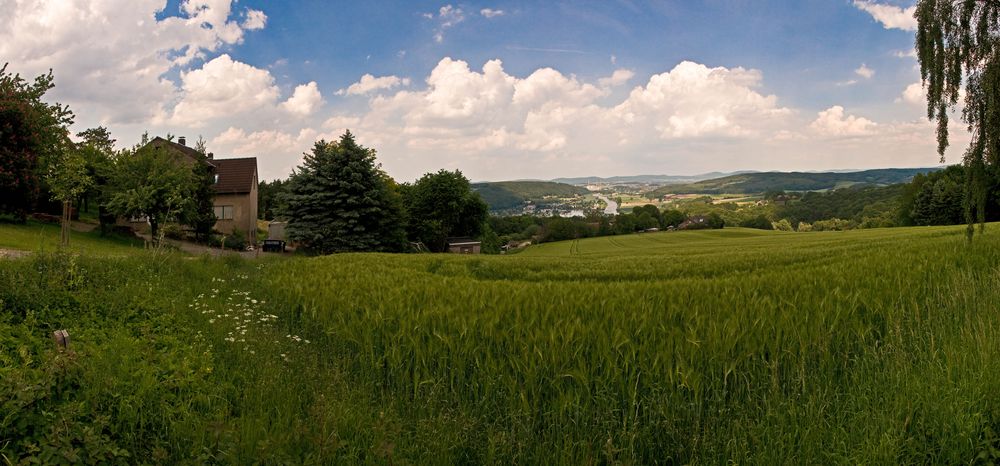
[595,194,619,215]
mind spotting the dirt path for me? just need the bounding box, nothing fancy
[135,234,267,259]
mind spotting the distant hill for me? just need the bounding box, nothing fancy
[647,168,942,196]
[553,172,755,185]
[472,181,590,211]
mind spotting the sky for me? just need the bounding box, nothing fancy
[0,0,968,182]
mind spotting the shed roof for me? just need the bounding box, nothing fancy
[446,237,481,246]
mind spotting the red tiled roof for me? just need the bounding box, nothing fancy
[212,157,258,194]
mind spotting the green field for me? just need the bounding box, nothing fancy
[3,225,1000,463]
[0,220,146,255]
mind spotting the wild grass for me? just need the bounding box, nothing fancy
[0,220,145,255]
[2,225,1000,463]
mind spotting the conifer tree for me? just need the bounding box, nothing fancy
[281,131,406,254]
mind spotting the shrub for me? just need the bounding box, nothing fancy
[812,218,854,231]
[162,223,186,240]
[739,215,773,230]
[212,230,247,250]
[771,219,794,231]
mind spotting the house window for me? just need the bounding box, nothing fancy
[213,174,219,184]
[213,205,234,220]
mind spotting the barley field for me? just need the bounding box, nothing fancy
[3,225,1000,464]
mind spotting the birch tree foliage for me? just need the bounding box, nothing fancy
[916,0,1000,236]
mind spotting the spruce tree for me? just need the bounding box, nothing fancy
[281,131,406,254]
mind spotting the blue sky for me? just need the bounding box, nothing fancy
[2,0,954,181]
[229,1,914,112]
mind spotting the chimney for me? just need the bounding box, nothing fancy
[178,136,186,146]
[207,152,214,160]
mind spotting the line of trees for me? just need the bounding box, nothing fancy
[274,131,491,255]
[489,206,724,245]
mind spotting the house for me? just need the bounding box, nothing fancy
[126,136,259,244]
[446,237,481,254]
[677,215,708,230]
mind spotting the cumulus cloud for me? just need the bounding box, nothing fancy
[480,8,505,18]
[337,74,412,96]
[853,1,918,31]
[598,69,636,87]
[167,54,280,126]
[855,64,875,79]
[810,106,878,137]
[613,61,791,139]
[242,9,267,30]
[283,82,325,116]
[202,58,953,181]
[0,0,268,125]
[897,82,926,105]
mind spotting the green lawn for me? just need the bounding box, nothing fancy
[3,224,1000,463]
[0,220,147,255]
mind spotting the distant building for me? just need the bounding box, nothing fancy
[446,237,481,254]
[123,137,259,244]
[678,215,708,230]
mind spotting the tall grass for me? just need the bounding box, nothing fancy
[3,225,1000,463]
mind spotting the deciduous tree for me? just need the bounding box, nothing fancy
[402,169,489,252]
[0,64,73,221]
[105,143,199,243]
[916,0,1000,237]
[47,148,93,245]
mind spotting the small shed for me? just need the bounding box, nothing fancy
[446,237,481,254]
[267,221,287,240]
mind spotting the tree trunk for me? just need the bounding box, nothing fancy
[149,218,159,245]
[60,200,71,246]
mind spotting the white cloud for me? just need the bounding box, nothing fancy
[855,63,875,79]
[242,9,267,30]
[0,0,267,125]
[480,8,505,18]
[212,126,321,179]
[810,106,878,137]
[598,69,636,87]
[613,61,792,139]
[893,49,917,59]
[337,74,412,96]
[167,54,280,126]
[897,82,926,105]
[283,82,324,116]
[853,1,918,31]
[200,59,956,181]
[428,5,465,43]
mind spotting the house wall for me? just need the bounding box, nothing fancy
[213,188,257,244]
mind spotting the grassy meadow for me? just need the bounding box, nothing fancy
[0,220,145,255]
[3,225,1000,463]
